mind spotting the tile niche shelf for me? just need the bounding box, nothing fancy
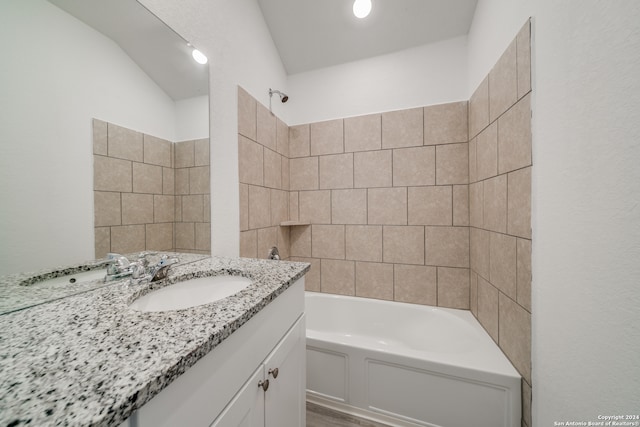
[280,221,310,226]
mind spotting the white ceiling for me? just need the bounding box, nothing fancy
[257,0,478,75]
[48,0,208,101]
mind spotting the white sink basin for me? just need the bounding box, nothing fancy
[34,269,106,286]
[129,275,253,312]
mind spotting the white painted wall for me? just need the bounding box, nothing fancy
[287,36,468,125]
[139,0,289,257]
[175,95,210,142]
[0,0,179,275]
[469,0,640,424]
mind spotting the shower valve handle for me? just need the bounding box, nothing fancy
[268,368,279,379]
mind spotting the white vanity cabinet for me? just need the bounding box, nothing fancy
[131,278,305,427]
[211,315,305,427]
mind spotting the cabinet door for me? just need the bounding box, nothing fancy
[264,315,306,427]
[210,366,265,427]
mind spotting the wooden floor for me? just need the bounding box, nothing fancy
[306,402,391,427]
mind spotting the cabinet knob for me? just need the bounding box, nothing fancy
[268,368,279,379]
[258,379,269,392]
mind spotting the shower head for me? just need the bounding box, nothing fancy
[269,88,289,103]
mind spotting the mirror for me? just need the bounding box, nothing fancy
[0,0,210,313]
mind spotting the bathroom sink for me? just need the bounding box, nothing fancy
[129,275,253,312]
[32,269,106,286]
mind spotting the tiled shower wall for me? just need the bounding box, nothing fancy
[238,87,291,260]
[468,21,532,427]
[93,119,210,257]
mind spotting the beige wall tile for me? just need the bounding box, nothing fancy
[498,94,532,174]
[290,225,312,257]
[190,166,210,195]
[175,222,195,250]
[240,230,257,258]
[146,223,173,251]
[517,238,532,312]
[108,123,143,162]
[238,86,257,140]
[346,225,382,262]
[281,157,290,191]
[469,181,484,228]
[453,185,469,226]
[470,227,491,280]
[111,225,145,254]
[312,225,345,259]
[393,146,436,186]
[175,168,189,195]
[203,195,210,222]
[382,107,423,149]
[368,187,407,225]
[332,189,367,224]
[238,135,264,186]
[489,232,517,298]
[289,192,299,221]
[394,264,437,305]
[174,195,182,222]
[276,118,289,157]
[93,119,108,155]
[133,162,163,194]
[256,102,276,151]
[437,267,470,309]
[522,379,532,427]
[424,101,468,145]
[321,259,355,295]
[344,114,381,152]
[299,190,331,224]
[289,124,310,158]
[153,195,174,223]
[143,135,172,167]
[469,76,489,139]
[264,148,282,189]
[477,276,499,342]
[383,226,424,265]
[408,186,452,226]
[425,226,469,268]
[182,195,204,223]
[277,226,290,259]
[289,157,319,191]
[121,193,153,225]
[469,137,478,183]
[175,140,195,168]
[94,192,121,227]
[94,155,132,192]
[290,257,320,291]
[436,143,469,185]
[483,174,507,233]
[508,167,532,239]
[356,262,394,300]
[517,20,532,99]
[311,119,344,155]
[489,40,518,122]
[162,167,174,195]
[248,185,271,229]
[195,222,210,251]
[270,189,288,226]
[499,293,532,383]
[94,227,110,258]
[257,227,277,259]
[320,153,354,190]
[470,271,478,316]
[194,139,210,166]
[476,122,498,181]
[354,150,392,188]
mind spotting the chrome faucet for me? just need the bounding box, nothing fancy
[103,253,133,281]
[129,254,179,285]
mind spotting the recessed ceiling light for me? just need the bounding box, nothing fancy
[192,48,208,65]
[353,0,372,19]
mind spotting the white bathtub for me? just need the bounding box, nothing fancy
[305,292,521,427]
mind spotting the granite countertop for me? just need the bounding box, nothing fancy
[0,252,208,315]
[0,256,310,427]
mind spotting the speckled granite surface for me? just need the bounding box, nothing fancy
[0,252,208,315]
[0,256,310,427]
